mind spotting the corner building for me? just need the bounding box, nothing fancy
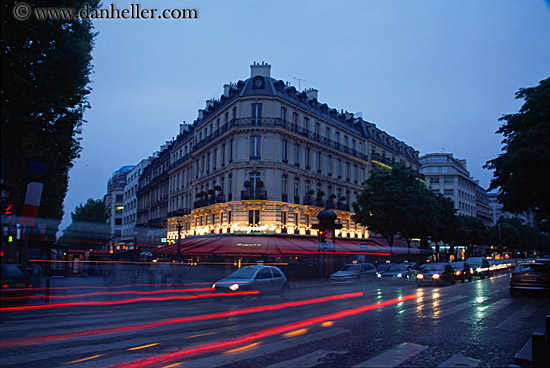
[161,63,421,243]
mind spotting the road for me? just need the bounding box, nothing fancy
[1,272,548,367]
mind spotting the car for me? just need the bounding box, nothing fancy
[416,262,456,286]
[211,265,290,301]
[450,261,473,283]
[377,263,417,282]
[375,263,392,274]
[1,264,33,304]
[465,257,492,278]
[329,263,377,284]
[509,262,550,296]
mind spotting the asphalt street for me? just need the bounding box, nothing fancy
[0,272,548,368]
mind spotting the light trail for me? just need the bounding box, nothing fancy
[5,283,207,292]
[114,292,421,368]
[0,291,258,313]
[0,292,362,349]
[1,288,212,300]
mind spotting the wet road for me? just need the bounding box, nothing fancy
[1,272,548,367]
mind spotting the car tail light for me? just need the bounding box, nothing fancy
[510,273,519,281]
[1,284,8,288]
[433,274,440,279]
[455,271,462,275]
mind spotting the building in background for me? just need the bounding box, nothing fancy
[487,192,537,228]
[420,153,478,217]
[120,158,151,248]
[104,165,134,251]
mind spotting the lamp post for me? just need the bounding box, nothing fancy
[176,222,183,262]
[312,209,342,281]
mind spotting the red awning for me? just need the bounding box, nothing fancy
[152,235,391,257]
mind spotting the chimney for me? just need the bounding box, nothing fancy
[223,83,231,96]
[250,61,271,78]
[198,109,204,119]
[205,99,215,108]
[304,88,318,100]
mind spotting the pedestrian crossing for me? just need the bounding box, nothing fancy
[0,286,544,368]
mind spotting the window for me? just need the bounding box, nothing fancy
[444,177,454,184]
[335,131,340,143]
[315,122,320,136]
[294,177,299,199]
[305,180,311,196]
[282,175,288,195]
[344,136,348,147]
[282,139,288,162]
[225,112,229,125]
[294,143,300,166]
[304,117,309,131]
[250,136,261,159]
[252,103,262,125]
[271,268,282,278]
[327,156,332,175]
[249,172,261,191]
[221,144,225,166]
[316,151,322,171]
[281,211,287,224]
[305,148,311,168]
[346,162,350,180]
[444,189,454,196]
[352,139,356,151]
[213,149,217,169]
[354,165,358,182]
[281,107,287,125]
[256,268,272,279]
[232,107,237,120]
[228,210,232,223]
[249,210,260,225]
[229,140,233,162]
[294,212,299,225]
[115,205,123,214]
[337,159,342,177]
[206,153,210,172]
[325,127,331,140]
[115,218,122,225]
[293,112,298,126]
[116,195,123,202]
[305,214,310,227]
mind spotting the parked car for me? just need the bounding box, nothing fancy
[416,262,456,286]
[211,265,290,301]
[329,263,377,284]
[378,263,417,282]
[450,261,473,283]
[509,262,550,296]
[465,257,492,278]
[1,264,32,304]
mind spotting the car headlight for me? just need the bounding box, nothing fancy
[397,273,402,278]
[229,283,239,291]
[212,283,216,289]
[433,274,440,279]
[377,273,382,278]
[417,274,424,279]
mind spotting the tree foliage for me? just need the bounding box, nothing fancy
[485,77,550,231]
[59,198,110,249]
[353,165,453,251]
[1,1,98,236]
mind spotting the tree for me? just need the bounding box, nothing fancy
[353,165,433,252]
[59,199,110,249]
[1,1,99,237]
[485,77,550,231]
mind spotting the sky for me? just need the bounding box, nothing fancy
[60,0,550,232]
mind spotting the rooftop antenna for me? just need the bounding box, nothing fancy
[293,77,306,90]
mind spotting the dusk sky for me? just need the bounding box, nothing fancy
[60,0,550,232]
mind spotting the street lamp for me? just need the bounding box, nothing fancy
[176,222,183,262]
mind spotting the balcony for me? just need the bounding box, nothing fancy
[193,194,226,209]
[241,190,267,200]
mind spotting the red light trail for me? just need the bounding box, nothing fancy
[115,293,420,367]
[0,292,362,349]
[0,290,257,313]
[0,288,212,301]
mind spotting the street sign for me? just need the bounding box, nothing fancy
[360,243,368,250]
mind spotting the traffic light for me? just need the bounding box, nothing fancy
[319,230,327,243]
